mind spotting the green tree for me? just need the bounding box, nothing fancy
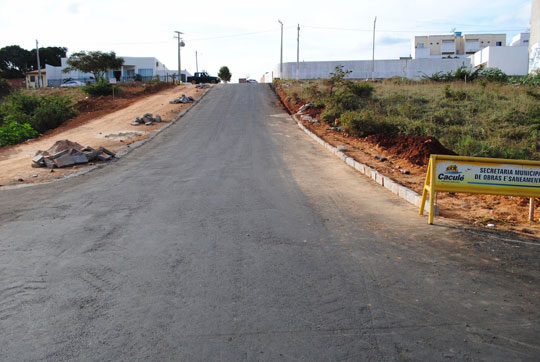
[0,45,30,78]
[218,66,231,83]
[64,51,124,81]
[28,46,67,70]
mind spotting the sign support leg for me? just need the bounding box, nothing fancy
[529,198,535,221]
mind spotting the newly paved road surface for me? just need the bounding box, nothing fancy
[1,84,539,361]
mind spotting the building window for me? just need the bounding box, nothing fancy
[496,41,502,46]
[418,43,424,48]
[138,69,153,77]
[30,75,35,82]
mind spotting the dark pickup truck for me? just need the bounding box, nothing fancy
[187,72,221,84]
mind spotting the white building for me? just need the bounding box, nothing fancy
[45,56,190,86]
[510,33,530,47]
[413,32,506,59]
[470,46,529,76]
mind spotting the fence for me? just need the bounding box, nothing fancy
[47,74,185,87]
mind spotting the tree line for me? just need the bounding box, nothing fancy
[0,45,67,79]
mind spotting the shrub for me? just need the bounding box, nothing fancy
[0,91,76,135]
[347,82,374,98]
[477,68,508,83]
[0,121,39,147]
[82,79,117,97]
[30,94,77,133]
[340,110,397,137]
[320,106,341,124]
[0,78,11,98]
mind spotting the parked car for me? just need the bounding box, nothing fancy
[247,79,257,83]
[187,72,221,84]
[60,80,86,87]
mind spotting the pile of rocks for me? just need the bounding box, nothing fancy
[32,140,115,169]
[131,113,162,126]
[169,94,195,104]
[195,84,210,89]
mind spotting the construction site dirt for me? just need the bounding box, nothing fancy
[0,84,210,187]
[275,85,540,238]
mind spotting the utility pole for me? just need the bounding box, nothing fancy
[174,31,184,82]
[278,20,283,78]
[195,51,198,73]
[36,39,42,88]
[296,24,300,80]
[372,16,377,81]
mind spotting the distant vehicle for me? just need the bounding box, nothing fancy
[60,80,86,87]
[187,72,221,84]
[247,79,257,83]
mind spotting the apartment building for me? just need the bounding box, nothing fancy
[413,32,506,59]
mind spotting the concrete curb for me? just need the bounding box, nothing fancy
[294,115,439,215]
[1,86,213,191]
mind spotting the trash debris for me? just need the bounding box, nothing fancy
[300,115,319,124]
[298,103,314,113]
[169,94,195,104]
[337,145,348,152]
[195,83,210,89]
[375,155,388,162]
[399,169,411,175]
[326,126,344,132]
[32,140,115,169]
[487,223,495,228]
[131,113,164,126]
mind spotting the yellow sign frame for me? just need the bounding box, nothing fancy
[420,154,540,224]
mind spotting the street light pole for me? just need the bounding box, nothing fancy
[278,20,283,78]
[372,16,377,81]
[174,31,184,83]
[296,24,300,80]
[36,39,42,88]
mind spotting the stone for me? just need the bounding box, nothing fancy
[50,149,69,160]
[32,154,45,163]
[155,114,162,122]
[298,103,314,113]
[54,153,75,168]
[400,169,411,175]
[97,154,112,162]
[101,148,115,157]
[44,158,56,169]
[70,151,89,164]
[131,121,142,126]
[337,145,348,152]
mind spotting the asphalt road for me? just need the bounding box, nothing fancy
[1,84,539,362]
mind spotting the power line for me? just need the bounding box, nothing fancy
[301,25,529,34]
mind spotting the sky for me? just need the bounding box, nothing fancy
[0,0,532,82]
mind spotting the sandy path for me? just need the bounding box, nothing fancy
[0,85,208,186]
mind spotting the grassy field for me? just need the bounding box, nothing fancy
[278,77,540,160]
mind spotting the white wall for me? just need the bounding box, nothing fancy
[276,58,470,80]
[471,46,529,75]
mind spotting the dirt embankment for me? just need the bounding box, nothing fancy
[274,85,540,237]
[0,84,209,187]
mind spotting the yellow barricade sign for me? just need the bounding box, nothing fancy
[420,154,540,224]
